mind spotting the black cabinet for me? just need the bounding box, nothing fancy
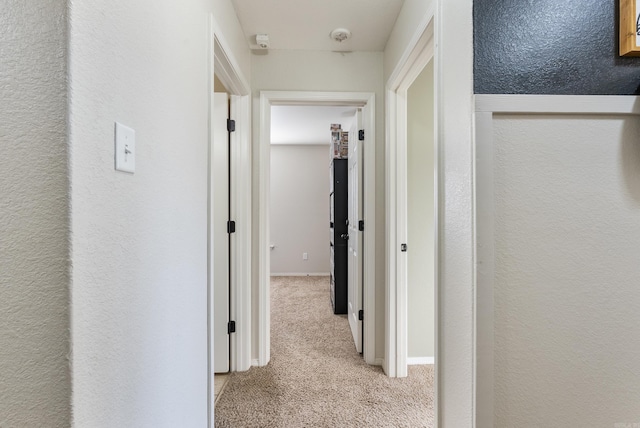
[330,159,348,314]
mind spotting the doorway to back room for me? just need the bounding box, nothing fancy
[269,105,362,351]
[255,91,377,368]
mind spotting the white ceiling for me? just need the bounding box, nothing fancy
[231,0,405,52]
[271,106,356,145]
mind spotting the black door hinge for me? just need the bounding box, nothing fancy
[358,309,364,321]
[227,320,236,334]
[227,220,236,234]
[358,129,364,141]
[227,119,236,132]
[358,220,364,231]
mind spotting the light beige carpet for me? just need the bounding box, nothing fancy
[215,276,434,428]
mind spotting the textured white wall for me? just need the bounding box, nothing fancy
[251,50,385,360]
[68,0,249,426]
[0,1,71,426]
[406,61,435,360]
[493,114,640,426]
[270,145,330,275]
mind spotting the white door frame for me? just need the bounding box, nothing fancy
[347,109,363,353]
[387,1,477,425]
[385,9,435,379]
[257,91,377,366]
[208,14,252,427]
[212,92,231,374]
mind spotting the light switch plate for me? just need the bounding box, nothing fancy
[115,122,135,173]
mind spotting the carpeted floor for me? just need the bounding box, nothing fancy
[215,276,434,428]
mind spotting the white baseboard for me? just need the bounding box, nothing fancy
[407,357,435,365]
[270,273,330,277]
[251,359,260,367]
[373,358,384,366]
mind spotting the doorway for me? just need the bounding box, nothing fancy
[268,105,355,276]
[268,105,362,350]
[406,60,436,368]
[256,91,377,366]
[385,15,436,379]
[208,16,252,427]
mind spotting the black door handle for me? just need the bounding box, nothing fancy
[341,233,349,240]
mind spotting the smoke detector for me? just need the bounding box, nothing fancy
[256,34,270,49]
[330,28,352,43]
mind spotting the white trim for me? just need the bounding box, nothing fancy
[384,89,396,377]
[432,14,442,424]
[207,16,215,428]
[208,16,252,428]
[270,142,330,146]
[270,273,330,277]
[258,91,377,367]
[263,92,374,105]
[374,358,384,366]
[407,357,435,365]
[361,96,377,366]
[210,17,250,96]
[475,94,640,115]
[474,111,495,428]
[387,5,437,92]
[384,11,435,380]
[257,94,271,367]
[229,94,252,373]
[396,85,408,378]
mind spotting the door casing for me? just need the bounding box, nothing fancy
[212,92,231,373]
[208,14,252,428]
[385,11,436,380]
[347,109,363,353]
[257,91,377,366]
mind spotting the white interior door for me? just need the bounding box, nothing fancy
[347,109,363,353]
[213,92,230,373]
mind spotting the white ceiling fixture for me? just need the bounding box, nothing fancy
[330,28,351,43]
[256,34,270,49]
[230,0,404,51]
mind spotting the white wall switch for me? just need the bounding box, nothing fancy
[115,122,135,173]
[303,252,308,260]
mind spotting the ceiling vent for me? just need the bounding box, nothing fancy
[330,28,352,43]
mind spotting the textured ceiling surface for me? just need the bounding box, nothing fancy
[231,0,404,51]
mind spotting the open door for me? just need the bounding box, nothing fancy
[347,109,363,353]
[213,92,230,373]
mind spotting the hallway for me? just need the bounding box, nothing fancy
[215,276,434,427]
